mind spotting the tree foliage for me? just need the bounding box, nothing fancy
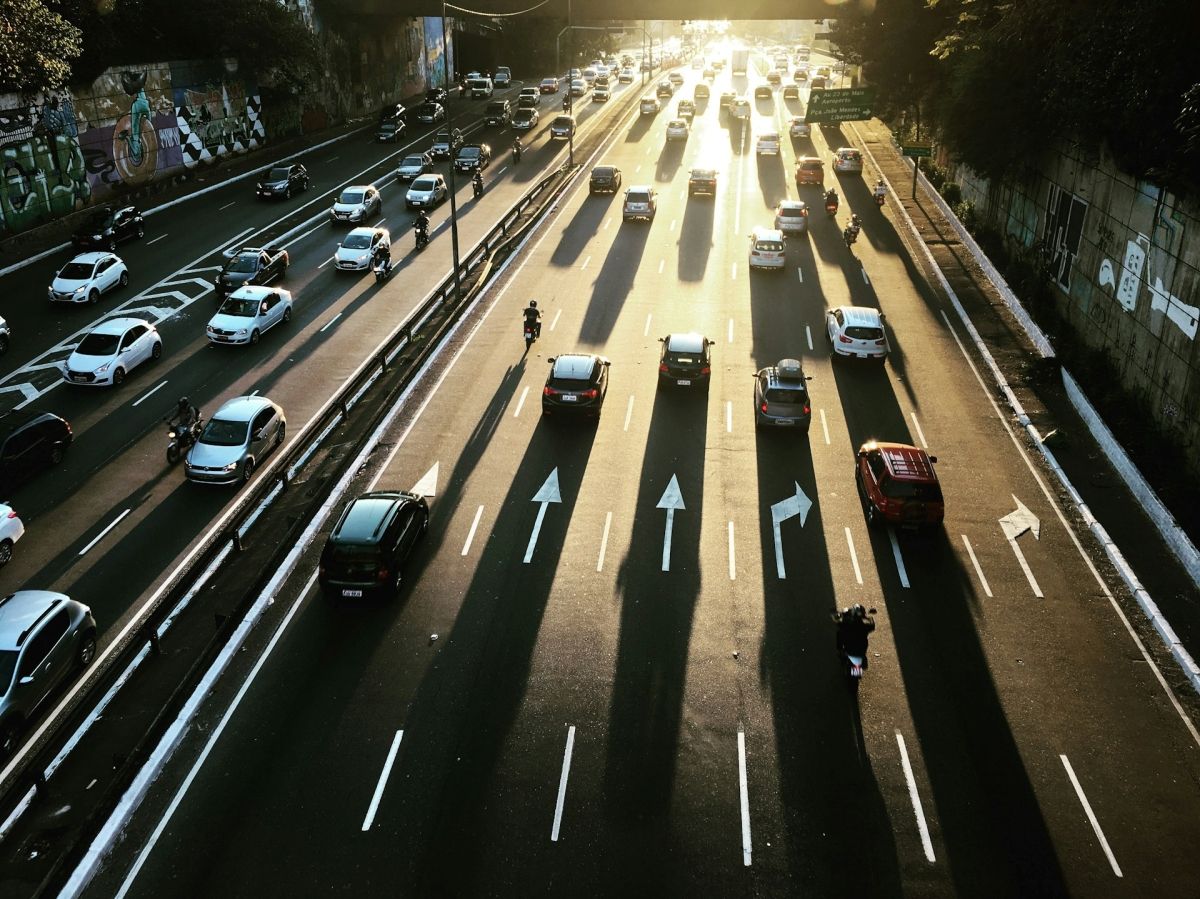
[0,0,83,95]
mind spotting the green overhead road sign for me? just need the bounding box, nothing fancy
[804,88,875,123]
[902,145,933,158]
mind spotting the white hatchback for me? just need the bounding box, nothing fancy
[329,185,381,224]
[206,286,294,346]
[788,116,810,138]
[406,174,448,209]
[48,252,128,304]
[63,316,161,386]
[749,228,787,270]
[335,227,391,272]
[827,305,889,360]
[756,132,781,155]
[0,503,25,567]
[833,147,864,173]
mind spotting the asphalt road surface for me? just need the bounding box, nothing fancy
[18,55,1200,899]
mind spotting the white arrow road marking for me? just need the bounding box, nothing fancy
[737,727,753,866]
[410,461,438,497]
[524,468,562,563]
[962,535,992,597]
[770,482,813,579]
[896,732,936,862]
[888,528,911,588]
[1000,496,1043,597]
[462,505,484,556]
[845,527,863,585]
[657,474,685,572]
[551,725,577,842]
[1061,754,1122,877]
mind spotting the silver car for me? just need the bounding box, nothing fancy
[329,186,381,225]
[206,286,294,345]
[0,590,97,755]
[185,395,286,485]
[395,153,432,181]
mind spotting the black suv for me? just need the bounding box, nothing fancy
[256,163,310,200]
[455,143,492,172]
[542,354,610,419]
[657,332,713,391]
[425,87,449,105]
[753,359,812,431]
[688,168,717,197]
[319,492,429,598]
[589,165,623,194]
[0,411,72,496]
[71,206,145,251]
[484,100,511,127]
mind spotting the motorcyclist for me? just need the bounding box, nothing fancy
[373,239,391,274]
[873,179,887,202]
[414,210,430,243]
[168,396,200,437]
[472,169,484,196]
[562,95,571,112]
[512,136,523,163]
[523,299,542,339]
[824,188,839,213]
[834,604,875,660]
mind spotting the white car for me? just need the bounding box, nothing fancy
[774,200,810,234]
[788,116,810,138]
[518,87,540,105]
[406,174,448,209]
[0,502,23,566]
[592,85,611,102]
[570,79,587,96]
[48,252,128,304]
[329,185,381,224]
[756,132,781,155]
[640,96,660,115]
[206,286,294,345]
[395,152,432,181]
[827,306,889,360]
[334,227,391,272]
[582,68,597,84]
[619,68,634,83]
[834,147,864,173]
[665,119,689,141]
[749,228,786,270]
[62,316,161,386]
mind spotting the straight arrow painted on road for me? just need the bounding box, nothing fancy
[770,482,813,579]
[524,468,562,564]
[410,461,438,497]
[999,495,1043,597]
[657,474,685,572]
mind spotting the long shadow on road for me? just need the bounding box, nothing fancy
[575,219,650,347]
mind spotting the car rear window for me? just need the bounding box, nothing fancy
[800,161,822,170]
[755,240,784,252]
[627,192,651,203]
[764,387,807,404]
[666,352,700,365]
[845,326,884,340]
[882,480,943,501]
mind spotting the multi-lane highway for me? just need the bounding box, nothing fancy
[42,51,1200,897]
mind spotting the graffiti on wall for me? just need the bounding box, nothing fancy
[174,77,264,168]
[0,94,91,235]
[424,17,448,89]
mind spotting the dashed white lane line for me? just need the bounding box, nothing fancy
[845,527,863,585]
[726,401,732,433]
[727,318,734,343]
[319,312,342,332]
[731,263,737,280]
[737,728,753,866]
[670,219,677,231]
[318,256,334,269]
[805,324,813,350]
[796,267,803,282]
[145,234,168,246]
[635,164,642,173]
[132,380,168,408]
[643,313,652,336]
[361,729,404,831]
[513,385,530,417]
[1006,534,1044,598]
[218,201,237,211]
[79,509,132,556]
[910,411,928,448]
[819,409,830,445]
[962,535,993,597]
[603,217,611,230]
[1061,754,1122,877]
[728,521,737,580]
[658,258,665,274]
[326,156,339,163]
[580,255,591,271]
[597,512,613,571]
[623,394,635,431]
[862,268,870,284]
[248,389,260,396]
[550,725,577,842]
[549,309,562,331]
[896,732,936,863]
[461,505,484,556]
[888,528,911,588]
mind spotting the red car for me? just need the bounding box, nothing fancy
[856,442,945,529]
[795,156,825,187]
[539,77,560,94]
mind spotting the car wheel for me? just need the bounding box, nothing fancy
[865,501,880,528]
[274,423,286,449]
[0,719,21,757]
[249,329,260,345]
[151,341,162,360]
[283,306,292,323]
[112,367,125,386]
[285,186,292,200]
[77,631,97,668]
[241,458,255,483]
[119,271,129,287]
[88,289,99,304]
[49,445,65,465]
[0,539,12,566]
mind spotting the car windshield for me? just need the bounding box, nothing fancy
[219,298,260,317]
[201,417,249,447]
[58,262,94,279]
[412,177,438,191]
[342,233,373,249]
[0,649,16,695]
[76,332,120,355]
[401,156,425,168]
[84,211,113,229]
[420,104,437,114]
[379,122,396,132]
[593,168,614,178]
[882,480,943,501]
[457,148,480,159]
[267,167,290,181]
[226,253,259,273]
[338,190,365,205]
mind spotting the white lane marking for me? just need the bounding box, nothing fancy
[248,389,260,397]
[737,728,753,866]
[496,166,508,177]
[845,527,863,585]
[962,535,993,597]
[580,255,591,271]
[513,385,530,417]
[635,164,641,173]
[645,146,652,155]
[658,258,665,274]
[896,732,936,863]
[669,218,677,231]
[317,255,335,269]
[820,409,830,445]
[643,313,652,336]
[731,262,737,280]
[1006,534,1044,598]
[603,217,611,230]
[462,505,484,556]
[376,217,387,226]
[910,411,928,448]
[623,394,635,432]
[361,730,404,831]
[145,234,168,246]
[326,156,339,162]
[597,512,613,572]
[78,509,132,556]
[658,475,684,572]
[728,521,736,580]
[551,725,577,842]
[796,267,803,282]
[131,380,168,408]
[726,401,732,433]
[862,268,870,284]
[728,318,734,343]
[1060,754,1122,877]
[218,201,236,211]
[888,528,911,588]
[805,325,813,350]
[549,309,562,331]
[319,312,342,333]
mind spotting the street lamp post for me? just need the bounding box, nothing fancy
[441,4,463,300]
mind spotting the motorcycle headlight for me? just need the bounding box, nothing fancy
[168,430,177,439]
[256,183,264,190]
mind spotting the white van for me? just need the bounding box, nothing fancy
[468,77,494,99]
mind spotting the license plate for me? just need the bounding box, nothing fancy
[677,379,691,386]
[561,394,578,402]
[71,374,87,382]
[341,589,363,597]
[775,419,792,425]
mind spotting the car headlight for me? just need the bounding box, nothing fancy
[234,329,248,337]
[92,233,101,240]
[95,362,110,374]
[73,286,86,295]
[357,254,367,262]
[256,183,264,190]
[222,461,239,472]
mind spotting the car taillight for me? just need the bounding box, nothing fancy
[751,250,760,257]
[875,339,886,345]
[582,389,598,399]
[659,363,669,373]
[803,405,810,415]
[800,208,809,217]
[701,366,711,376]
[760,402,768,413]
[376,566,390,583]
[838,334,853,343]
[5,510,16,519]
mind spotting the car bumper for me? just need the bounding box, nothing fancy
[62,370,111,386]
[206,331,253,345]
[750,258,786,269]
[777,221,808,233]
[542,399,604,416]
[320,578,388,599]
[185,466,242,485]
[832,346,887,360]
[756,412,811,430]
[658,373,708,388]
[48,292,89,303]
[256,189,286,198]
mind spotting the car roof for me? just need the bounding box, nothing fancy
[834,305,884,327]
[550,354,600,379]
[592,165,617,174]
[691,168,717,177]
[665,332,706,353]
[0,591,71,650]
[777,200,807,212]
[87,316,152,335]
[334,491,416,542]
[871,442,939,482]
[213,395,277,422]
[758,131,780,138]
[837,147,861,156]
[768,358,807,383]
[797,156,824,167]
[227,285,286,302]
[347,226,384,238]
[754,228,785,242]
[67,251,112,264]
[668,119,687,126]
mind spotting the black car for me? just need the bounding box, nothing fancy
[656,81,673,98]
[256,164,310,200]
[72,206,145,251]
[0,410,72,495]
[425,87,449,105]
[454,143,492,172]
[319,491,429,598]
[754,85,773,99]
[542,354,610,419]
[413,102,445,125]
[589,165,623,194]
[657,332,713,391]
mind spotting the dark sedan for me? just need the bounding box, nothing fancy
[657,332,713,391]
[542,354,610,419]
[413,102,446,125]
[589,165,623,194]
[454,143,492,172]
[425,87,449,105]
[71,206,145,251]
[255,163,309,200]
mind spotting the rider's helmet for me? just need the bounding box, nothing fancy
[528,300,538,309]
[178,396,190,412]
[851,603,866,619]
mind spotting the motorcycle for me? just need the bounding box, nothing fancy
[166,417,203,465]
[874,191,886,207]
[512,144,523,164]
[824,193,839,216]
[472,176,484,199]
[414,226,429,251]
[843,223,860,248]
[373,258,395,283]
[523,319,541,350]
[832,607,877,689]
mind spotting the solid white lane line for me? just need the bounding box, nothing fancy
[1061,754,1122,877]
[805,325,813,350]
[376,217,387,226]
[896,732,936,863]
[669,219,677,231]
[635,164,641,173]
[513,385,529,417]
[495,166,508,177]
[317,256,334,269]
[248,389,260,397]
[218,201,236,211]
[461,505,484,556]
[623,394,635,431]
[580,255,591,271]
[796,267,803,282]
[737,728,753,866]
[549,309,562,331]
[326,156,339,162]
[910,411,928,448]
[728,521,736,580]
[726,401,732,433]
[361,730,404,831]
[862,269,870,284]
[658,258,665,274]
[145,234,168,246]
[845,527,863,585]
[888,528,911,588]
[728,318,734,343]
[820,409,830,445]
[131,380,168,408]
[961,536,993,597]
[319,312,342,332]
[597,512,612,571]
[79,509,131,556]
[1006,535,1044,597]
[643,313,652,336]
[603,217,611,230]
[551,726,577,842]
[731,262,737,280]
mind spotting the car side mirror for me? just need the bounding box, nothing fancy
[603,360,611,367]
[19,675,34,686]
[547,357,556,364]
[857,449,867,457]
[252,429,262,440]
[657,337,665,343]
[929,456,938,464]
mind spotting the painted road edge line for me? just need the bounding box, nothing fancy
[737,728,752,867]
[361,730,404,831]
[896,731,936,863]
